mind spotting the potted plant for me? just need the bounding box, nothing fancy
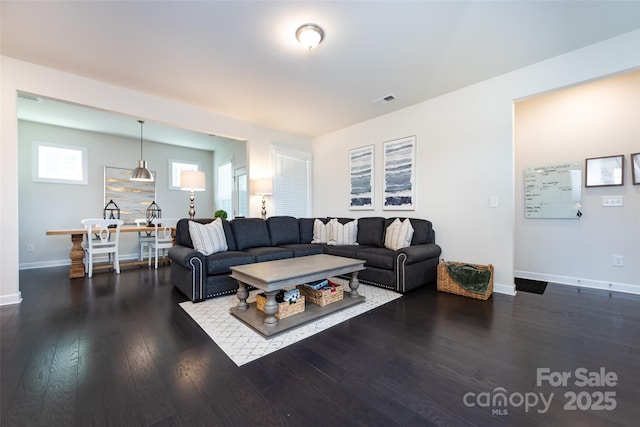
[214,209,228,220]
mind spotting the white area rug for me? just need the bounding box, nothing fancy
[178,280,402,366]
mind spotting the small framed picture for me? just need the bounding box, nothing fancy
[585,155,624,187]
[632,153,640,185]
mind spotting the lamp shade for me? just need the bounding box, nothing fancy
[130,120,154,182]
[252,178,273,195]
[130,160,154,181]
[180,170,206,191]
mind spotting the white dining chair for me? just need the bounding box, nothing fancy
[134,218,155,261]
[81,218,123,278]
[148,218,178,269]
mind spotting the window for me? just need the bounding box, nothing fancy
[33,141,88,185]
[234,167,248,218]
[169,159,200,190]
[273,147,311,217]
[217,161,233,215]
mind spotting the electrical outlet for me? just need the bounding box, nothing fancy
[613,255,623,267]
[26,243,34,252]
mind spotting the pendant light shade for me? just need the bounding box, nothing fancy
[130,120,154,182]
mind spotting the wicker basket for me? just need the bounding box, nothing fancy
[437,260,493,300]
[298,282,344,306]
[255,294,305,319]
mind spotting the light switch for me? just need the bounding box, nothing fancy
[489,196,499,208]
[602,196,624,207]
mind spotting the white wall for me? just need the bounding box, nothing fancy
[1,56,312,305]
[312,30,640,295]
[514,70,639,292]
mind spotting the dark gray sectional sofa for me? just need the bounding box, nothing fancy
[169,216,442,302]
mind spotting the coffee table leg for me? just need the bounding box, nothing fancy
[236,281,249,310]
[263,290,279,327]
[348,271,361,297]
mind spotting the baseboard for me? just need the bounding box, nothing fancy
[0,291,22,306]
[514,270,640,296]
[493,282,517,296]
[19,254,141,270]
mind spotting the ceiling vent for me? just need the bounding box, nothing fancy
[18,92,42,102]
[372,94,397,105]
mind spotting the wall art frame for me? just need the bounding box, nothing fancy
[632,152,640,185]
[585,155,624,187]
[383,135,416,210]
[104,166,156,224]
[349,144,375,210]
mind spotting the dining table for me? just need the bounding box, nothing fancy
[46,225,175,279]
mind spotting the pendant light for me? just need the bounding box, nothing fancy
[130,120,154,182]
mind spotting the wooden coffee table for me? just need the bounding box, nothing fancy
[229,254,366,336]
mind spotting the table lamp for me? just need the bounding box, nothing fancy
[252,178,273,219]
[180,170,206,219]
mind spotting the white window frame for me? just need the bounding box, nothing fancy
[272,145,312,217]
[217,160,233,215]
[169,159,200,190]
[32,141,88,185]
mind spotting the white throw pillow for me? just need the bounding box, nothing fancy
[385,218,414,251]
[327,218,358,246]
[189,218,228,255]
[311,219,329,243]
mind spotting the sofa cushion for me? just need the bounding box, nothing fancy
[384,218,414,251]
[408,218,434,244]
[356,217,386,247]
[280,243,326,257]
[328,218,358,245]
[189,219,228,255]
[231,218,272,250]
[356,247,395,270]
[326,244,360,258]
[243,247,293,262]
[206,251,256,275]
[267,216,300,246]
[298,218,318,244]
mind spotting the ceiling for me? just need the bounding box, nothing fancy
[2,1,640,142]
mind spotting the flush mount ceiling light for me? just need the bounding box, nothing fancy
[296,23,324,50]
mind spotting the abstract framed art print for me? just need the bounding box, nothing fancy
[383,136,416,210]
[349,145,374,210]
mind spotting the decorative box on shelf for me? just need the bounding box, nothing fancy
[255,293,305,319]
[298,280,344,306]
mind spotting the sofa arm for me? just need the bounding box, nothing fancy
[169,245,205,268]
[169,245,208,302]
[397,243,442,264]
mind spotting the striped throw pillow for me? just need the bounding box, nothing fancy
[189,218,228,255]
[384,218,414,251]
[327,218,358,246]
[311,219,329,243]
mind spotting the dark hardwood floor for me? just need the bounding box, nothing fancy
[1,265,638,426]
